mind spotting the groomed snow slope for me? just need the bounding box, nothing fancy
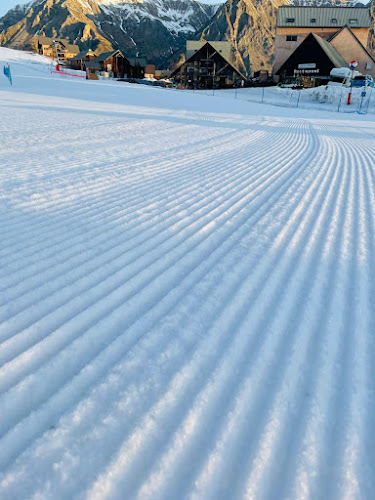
[1,53,375,499]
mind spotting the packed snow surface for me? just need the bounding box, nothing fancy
[1,50,375,500]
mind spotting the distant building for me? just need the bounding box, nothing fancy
[69,49,97,71]
[329,26,375,77]
[127,58,146,78]
[276,33,348,86]
[35,36,79,64]
[144,64,156,78]
[155,69,172,79]
[93,50,131,78]
[85,60,102,80]
[171,41,246,88]
[273,6,375,85]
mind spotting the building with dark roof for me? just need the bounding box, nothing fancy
[85,60,102,80]
[171,41,246,89]
[276,33,348,86]
[273,6,372,80]
[69,49,97,71]
[92,50,131,78]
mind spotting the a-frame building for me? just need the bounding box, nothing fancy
[171,41,246,89]
[276,33,347,86]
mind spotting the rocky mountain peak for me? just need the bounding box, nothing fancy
[0,0,374,74]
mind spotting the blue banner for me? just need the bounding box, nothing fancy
[3,65,12,85]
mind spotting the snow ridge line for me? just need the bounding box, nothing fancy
[1,88,375,498]
[0,123,302,350]
[0,121,318,468]
[0,121,308,405]
[0,127,263,280]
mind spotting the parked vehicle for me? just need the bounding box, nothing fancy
[351,75,375,88]
[328,67,361,87]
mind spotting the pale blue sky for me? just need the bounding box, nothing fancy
[0,0,25,18]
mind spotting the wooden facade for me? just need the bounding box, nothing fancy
[171,42,245,89]
[94,50,131,78]
[35,36,79,64]
[85,61,101,80]
[69,49,97,71]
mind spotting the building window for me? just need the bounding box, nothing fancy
[331,18,337,24]
[286,18,295,23]
[286,35,298,42]
[349,19,358,24]
[310,18,316,23]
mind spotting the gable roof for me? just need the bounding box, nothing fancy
[94,50,124,63]
[277,6,370,28]
[85,60,101,69]
[35,35,79,55]
[276,32,348,75]
[171,41,246,80]
[329,25,375,63]
[312,33,348,68]
[69,49,96,62]
[186,41,231,62]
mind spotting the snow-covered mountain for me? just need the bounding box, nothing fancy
[0,0,373,71]
[94,0,221,63]
[0,0,220,66]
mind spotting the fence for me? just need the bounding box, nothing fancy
[51,69,86,79]
[168,85,375,115]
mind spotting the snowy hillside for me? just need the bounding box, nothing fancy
[0,46,56,65]
[1,49,375,499]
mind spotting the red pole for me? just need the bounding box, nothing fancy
[347,66,354,105]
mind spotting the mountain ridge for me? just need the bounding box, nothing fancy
[0,0,374,75]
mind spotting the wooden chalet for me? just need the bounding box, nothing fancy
[35,36,79,64]
[171,41,246,89]
[93,50,131,78]
[69,49,97,71]
[85,60,102,80]
[128,57,147,78]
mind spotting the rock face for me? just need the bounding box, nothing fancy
[0,0,113,54]
[370,0,375,54]
[94,0,219,65]
[200,0,289,76]
[0,0,219,66]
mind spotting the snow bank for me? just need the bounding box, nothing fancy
[214,84,375,115]
[0,47,56,66]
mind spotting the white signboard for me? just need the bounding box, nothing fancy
[294,69,319,74]
[298,63,316,69]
